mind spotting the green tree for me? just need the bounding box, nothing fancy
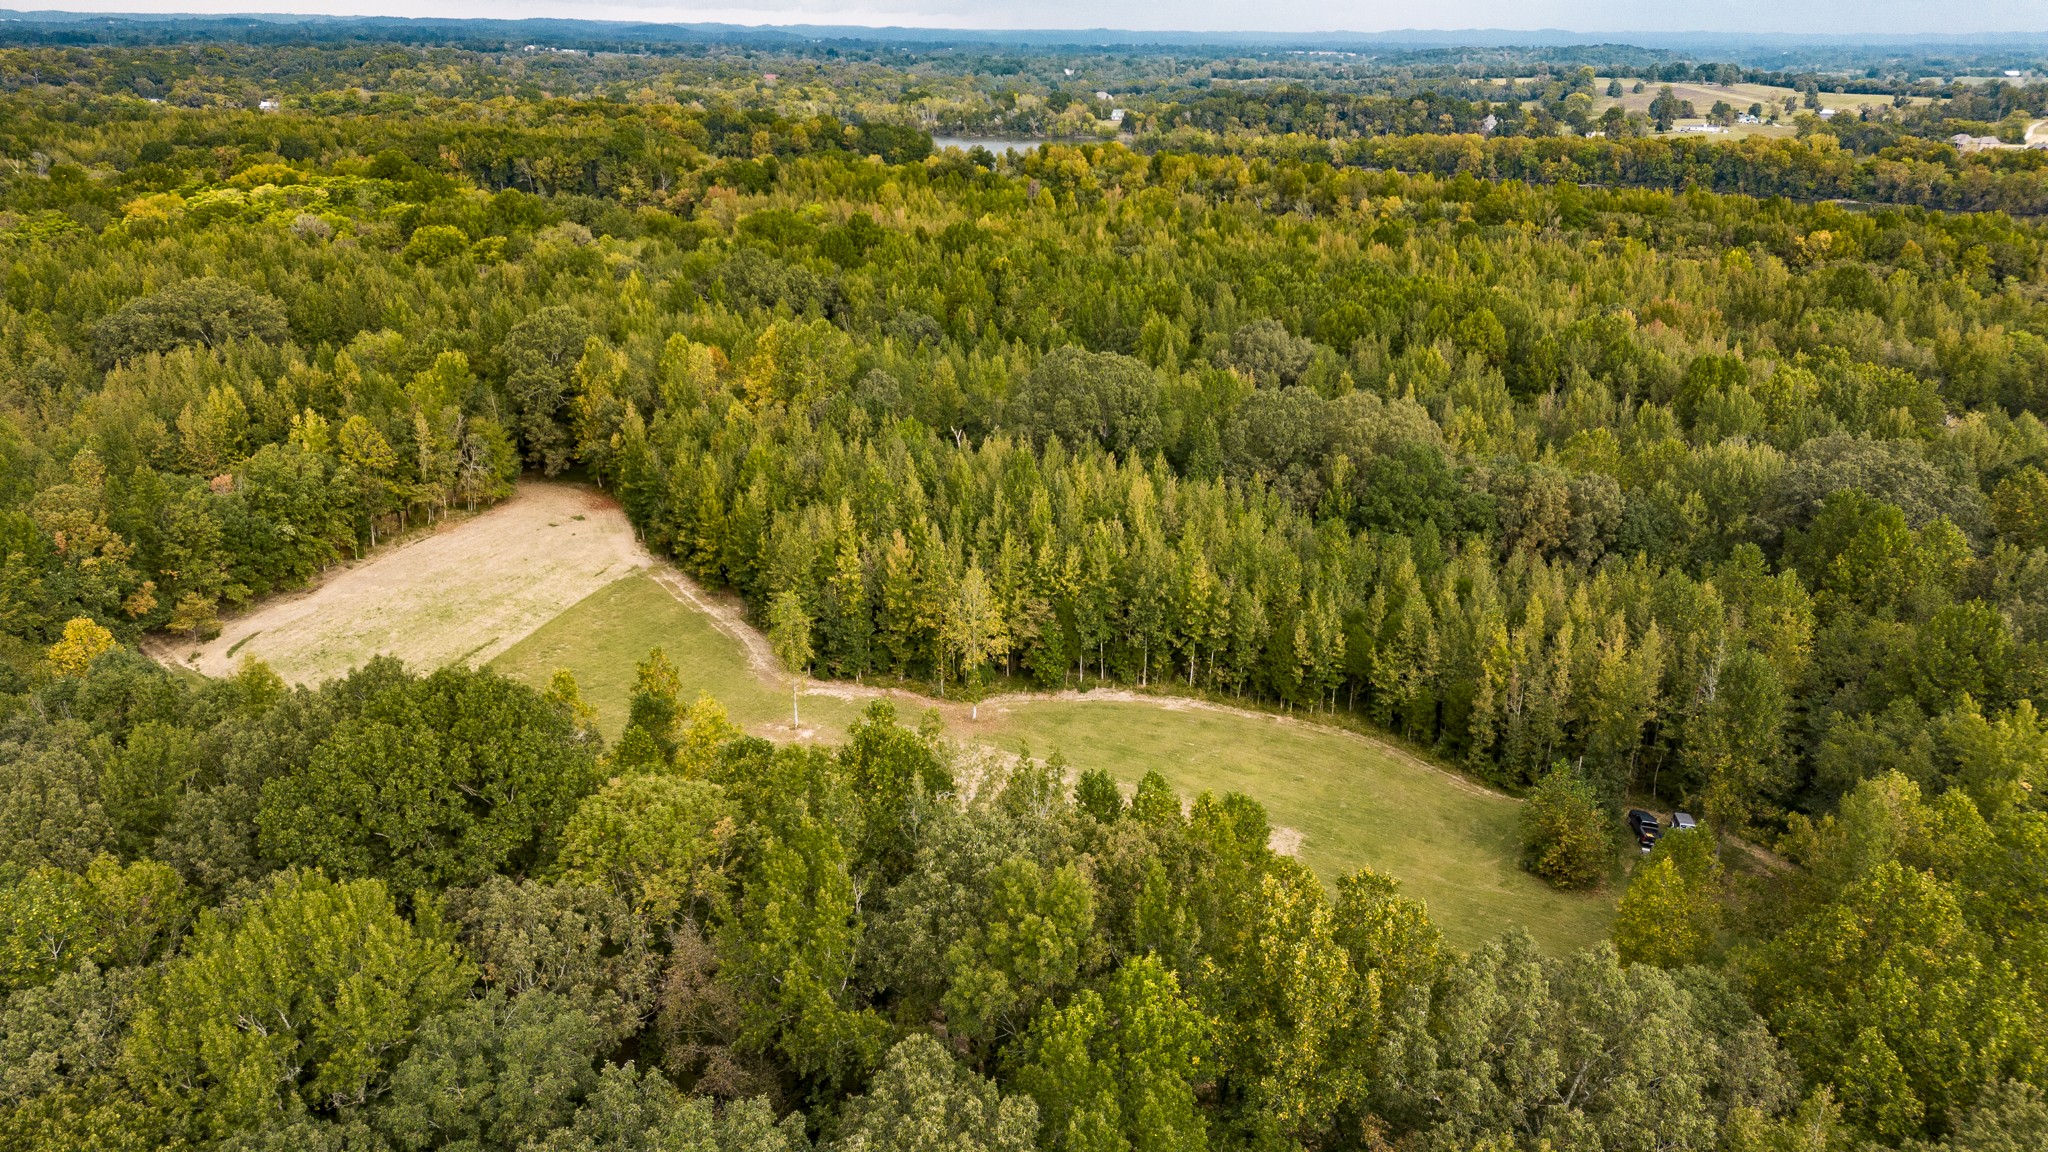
[767,591,814,727]
[943,563,1009,719]
[1017,954,1210,1152]
[443,877,660,1045]
[1685,649,1790,833]
[90,277,288,367]
[556,775,734,927]
[123,870,471,1141]
[621,647,684,769]
[838,700,952,881]
[1074,768,1123,824]
[1008,346,1163,456]
[256,664,599,892]
[376,989,605,1150]
[527,1065,806,1152]
[1519,767,1610,890]
[1202,859,1367,1149]
[1612,828,1723,968]
[503,306,593,475]
[1742,857,2021,1144]
[835,1034,1037,1152]
[943,856,1097,1058]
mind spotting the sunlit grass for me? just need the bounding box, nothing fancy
[492,570,1616,953]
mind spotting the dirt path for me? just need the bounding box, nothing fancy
[154,483,650,685]
[642,564,1510,805]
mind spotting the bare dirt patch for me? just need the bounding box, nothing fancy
[155,482,650,685]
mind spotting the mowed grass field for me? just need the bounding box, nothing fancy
[152,479,1612,954]
[159,483,650,685]
[1484,75,1938,140]
[492,567,1615,953]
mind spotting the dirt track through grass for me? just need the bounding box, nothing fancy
[494,562,1617,953]
[150,480,1611,953]
[157,483,649,685]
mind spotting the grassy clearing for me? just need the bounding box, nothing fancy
[490,571,867,741]
[492,569,1615,954]
[159,483,648,686]
[977,698,1611,952]
[164,476,1613,954]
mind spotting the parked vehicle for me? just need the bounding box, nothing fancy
[1627,808,1662,853]
[1670,812,1698,832]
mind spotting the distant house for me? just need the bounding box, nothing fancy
[2005,69,2024,78]
[1952,133,2003,152]
[1676,124,1727,134]
[1817,108,1837,118]
[1479,113,1498,134]
[258,99,280,112]
[1109,108,1126,124]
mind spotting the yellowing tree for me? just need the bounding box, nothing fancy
[46,616,116,678]
[1612,854,1717,967]
[943,564,1008,720]
[768,591,814,727]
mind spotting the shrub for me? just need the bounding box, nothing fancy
[1519,768,1610,890]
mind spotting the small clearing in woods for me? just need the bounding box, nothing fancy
[146,480,1613,953]
[154,483,649,685]
[493,559,1617,954]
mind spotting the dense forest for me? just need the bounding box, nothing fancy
[2,25,2048,1152]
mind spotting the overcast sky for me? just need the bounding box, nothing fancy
[31,0,2048,35]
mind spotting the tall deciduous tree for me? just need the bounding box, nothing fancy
[123,870,471,1141]
[1017,954,1210,1152]
[767,591,813,727]
[944,564,1008,719]
[836,1034,1037,1152]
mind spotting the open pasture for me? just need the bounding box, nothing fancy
[158,483,650,686]
[491,563,1617,953]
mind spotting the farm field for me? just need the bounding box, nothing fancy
[156,483,650,685]
[1592,77,1919,118]
[491,564,1616,953]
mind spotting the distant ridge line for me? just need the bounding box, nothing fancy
[1,11,2045,52]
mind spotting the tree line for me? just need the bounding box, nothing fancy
[1,638,2040,1150]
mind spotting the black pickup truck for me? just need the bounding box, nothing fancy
[1626,809,1662,853]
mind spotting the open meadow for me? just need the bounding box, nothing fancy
[489,541,1616,952]
[149,480,1614,952]
[155,483,651,685]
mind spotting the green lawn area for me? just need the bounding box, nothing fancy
[980,700,1613,952]
[489,571,866,739]
[492,570,1614,954]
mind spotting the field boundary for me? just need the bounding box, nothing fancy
[643,563,1510,803]
[147,482,649,685]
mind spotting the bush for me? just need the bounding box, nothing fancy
[1519,768,1610,890]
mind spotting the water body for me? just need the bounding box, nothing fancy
[933,136,1101,154]
[931,136,1043,154]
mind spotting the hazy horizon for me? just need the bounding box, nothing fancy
[11,1,2047,38]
